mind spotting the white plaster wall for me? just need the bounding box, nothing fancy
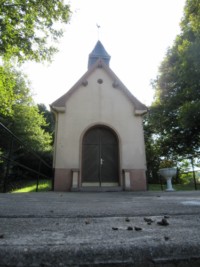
[54,68,146,170]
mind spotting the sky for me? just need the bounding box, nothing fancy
[23,0,186,108]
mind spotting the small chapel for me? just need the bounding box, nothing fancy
[51,41,147,191]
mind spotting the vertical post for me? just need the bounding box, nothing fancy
[3,136,14,193]
[36,160,41,192]
[191,158,197,190]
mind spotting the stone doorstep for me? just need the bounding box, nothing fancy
[71,186,123,192]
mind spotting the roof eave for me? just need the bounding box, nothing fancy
[134,109,148,116]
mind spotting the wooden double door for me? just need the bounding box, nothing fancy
[82,126,119,185]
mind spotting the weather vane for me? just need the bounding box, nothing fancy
[96,23,101,40]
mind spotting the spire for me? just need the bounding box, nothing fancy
[88,41,111,69]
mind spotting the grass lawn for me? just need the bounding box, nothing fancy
[148,183,199,191]
[12,179,52,193]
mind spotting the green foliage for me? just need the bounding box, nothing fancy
[148,0,200,161]
[143,115,161,183]
[37,103,55,137]
[0,64,52,152]
[181,0,200,37]
[0,0,70,149]
[145,0,200,181]
[159,160,175,169]
[179,172,194,185]
[0,64,15,116]
[0,63,31,116]
[11,104,52,152]
[0,0,71,62]
[0,0,69,187]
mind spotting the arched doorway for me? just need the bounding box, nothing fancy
[82,126,119,186]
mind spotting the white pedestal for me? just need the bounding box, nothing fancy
[159,168,176,192]
[165,177,175,191]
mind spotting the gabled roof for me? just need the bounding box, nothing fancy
[50,59,147,115]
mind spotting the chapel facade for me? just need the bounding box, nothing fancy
[51,41,147,191]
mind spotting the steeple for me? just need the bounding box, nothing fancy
[88,41,111,69]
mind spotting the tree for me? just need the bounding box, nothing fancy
[143,114,161,183]
[0,64,16,116]
[0,0,71,62]
[0,64,53,192]
[0,0,71,146]
[0,64,52,152]
[148,0,200,161]
[0,0,71,191]
[37,103,55,137]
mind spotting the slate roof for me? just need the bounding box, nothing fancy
[88,41,111,68]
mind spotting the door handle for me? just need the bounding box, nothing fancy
[100,158,104,165]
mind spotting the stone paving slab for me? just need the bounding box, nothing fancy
[0,191,200,266]
[1,191,200,218]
